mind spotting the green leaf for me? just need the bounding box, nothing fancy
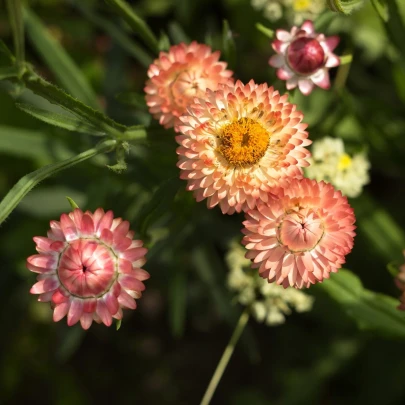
[73,3,153,68]
[66,196,81,210]
[23,70,127,136]
[0,66,19,81]
[255,23,274,39]
[158,31,171,51]
[0,125,72,162]
[222,20,236,70]
[105,0,159,54]
[316,269,405,338]
[0,139,116,225]
[116,319,122,330]
[0,40,15,66]
[16,103,107,136]
[6,0,25,67]
[24,7,99,109]
[371,0,390,21]
[326,0,366,14]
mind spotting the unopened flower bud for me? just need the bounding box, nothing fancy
[287,37,325,75]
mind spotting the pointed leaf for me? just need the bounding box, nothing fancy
[16,103,106,135]
[0,66,19,80]
[316,269,405,338]
[222,20,236,70]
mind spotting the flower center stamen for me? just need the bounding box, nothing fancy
[217,117,269,167]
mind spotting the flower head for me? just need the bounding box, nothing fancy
[226,240,314,325]
[269,20,340,95]
[305,137,370,198]
[27,208,149,329]
[144,41,233,130]
[175,80,311,214]
[242,178,356,288]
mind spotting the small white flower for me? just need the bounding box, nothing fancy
[226,241,314,326]
[305,137,371,198]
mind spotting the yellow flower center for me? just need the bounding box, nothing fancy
[217,117,270,168]
[293,0,311,11]
[338,153,352,171]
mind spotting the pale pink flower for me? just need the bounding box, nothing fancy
[175,79,311,214]
[242,178,356,288]
[269,20,340,95]
[144,41,234,130]
[27,208,149,329]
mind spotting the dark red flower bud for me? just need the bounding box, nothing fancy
[287,37,325,75]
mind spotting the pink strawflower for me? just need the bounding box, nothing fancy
[144,41,234,130]
[395,251,405,310]
[27,208,149,329]
[269,20,340,95]
[242,178,356,288]
[175,79,311,214]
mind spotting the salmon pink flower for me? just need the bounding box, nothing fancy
[145,41,233,130]
[27,208,149,329]
[269,20,340,95]
[242,178,356,288]
[175,79,311,214]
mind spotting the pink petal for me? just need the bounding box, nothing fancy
[80,214,95,236]
[53,301,70,322]
[301,20,315,35]
[325,54,340,68]
[104,294,119,315]
[119,275,145,292]
[121,247,148,262]
[324,36,340,52]
[298,79,314,95]
[60,213,79,241]
[117,289,137,309]
[80,313,93,330]
[97,300,112,326]
[276,29,292,42]
[312,69,330,89]
[68,299,83,326]
[30,276,59,294]
[269,54,285,68]
[277,67,293,81]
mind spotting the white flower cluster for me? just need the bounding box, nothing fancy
[251,0,325,25]
[226,241,314,326]
[305,137,370,198]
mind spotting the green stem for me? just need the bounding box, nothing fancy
[200,308,250,405]
[0,139,116,225]
[6,0,25,70]
[105,0,159,54]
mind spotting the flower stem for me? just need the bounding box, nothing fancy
[6,0,25,71]
[200,308,250,405]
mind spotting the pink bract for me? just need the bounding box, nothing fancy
[269,20,340,95]
[175,79,311,214]
[27,208,149,329]
[242,178,356,288]
[144,41,234,130]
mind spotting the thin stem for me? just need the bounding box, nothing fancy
[200,308,250,405]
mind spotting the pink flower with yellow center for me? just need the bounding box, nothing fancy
[269,20,340,95]
[242,178,356,288]
[175,80,311,214]
[144,41,234,130]
[27,208,149,329]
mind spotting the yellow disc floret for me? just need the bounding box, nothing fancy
[216,117,270,168]
[338,153,352,171]
[293,0,311,11]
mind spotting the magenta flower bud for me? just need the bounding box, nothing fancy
[287,37,325,75]
[269,20,340,96]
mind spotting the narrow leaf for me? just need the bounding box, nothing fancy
[371,0,389,21]
[168,21,190,44]
[66,196,80,210]
[23,71,127,135]
[74,4,153,68]
[0,40,15,66]
[169,267,187,337]
[0,140,116,225]
[6,0,25,66]
[16,103,106,136]
[255,23,274,39]
[222,20,236,70]
[105,0,159,54]
[158,31,171,51]
[24,7,99,109]
[316,269,405,338]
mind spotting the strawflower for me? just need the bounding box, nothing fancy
[305,137,370,198]
[175,79,311,214]
[145,41,233,130]
[269,20,340,95]
[226,240,314,325]
[242,178,356,288]
[27,208,149,329]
